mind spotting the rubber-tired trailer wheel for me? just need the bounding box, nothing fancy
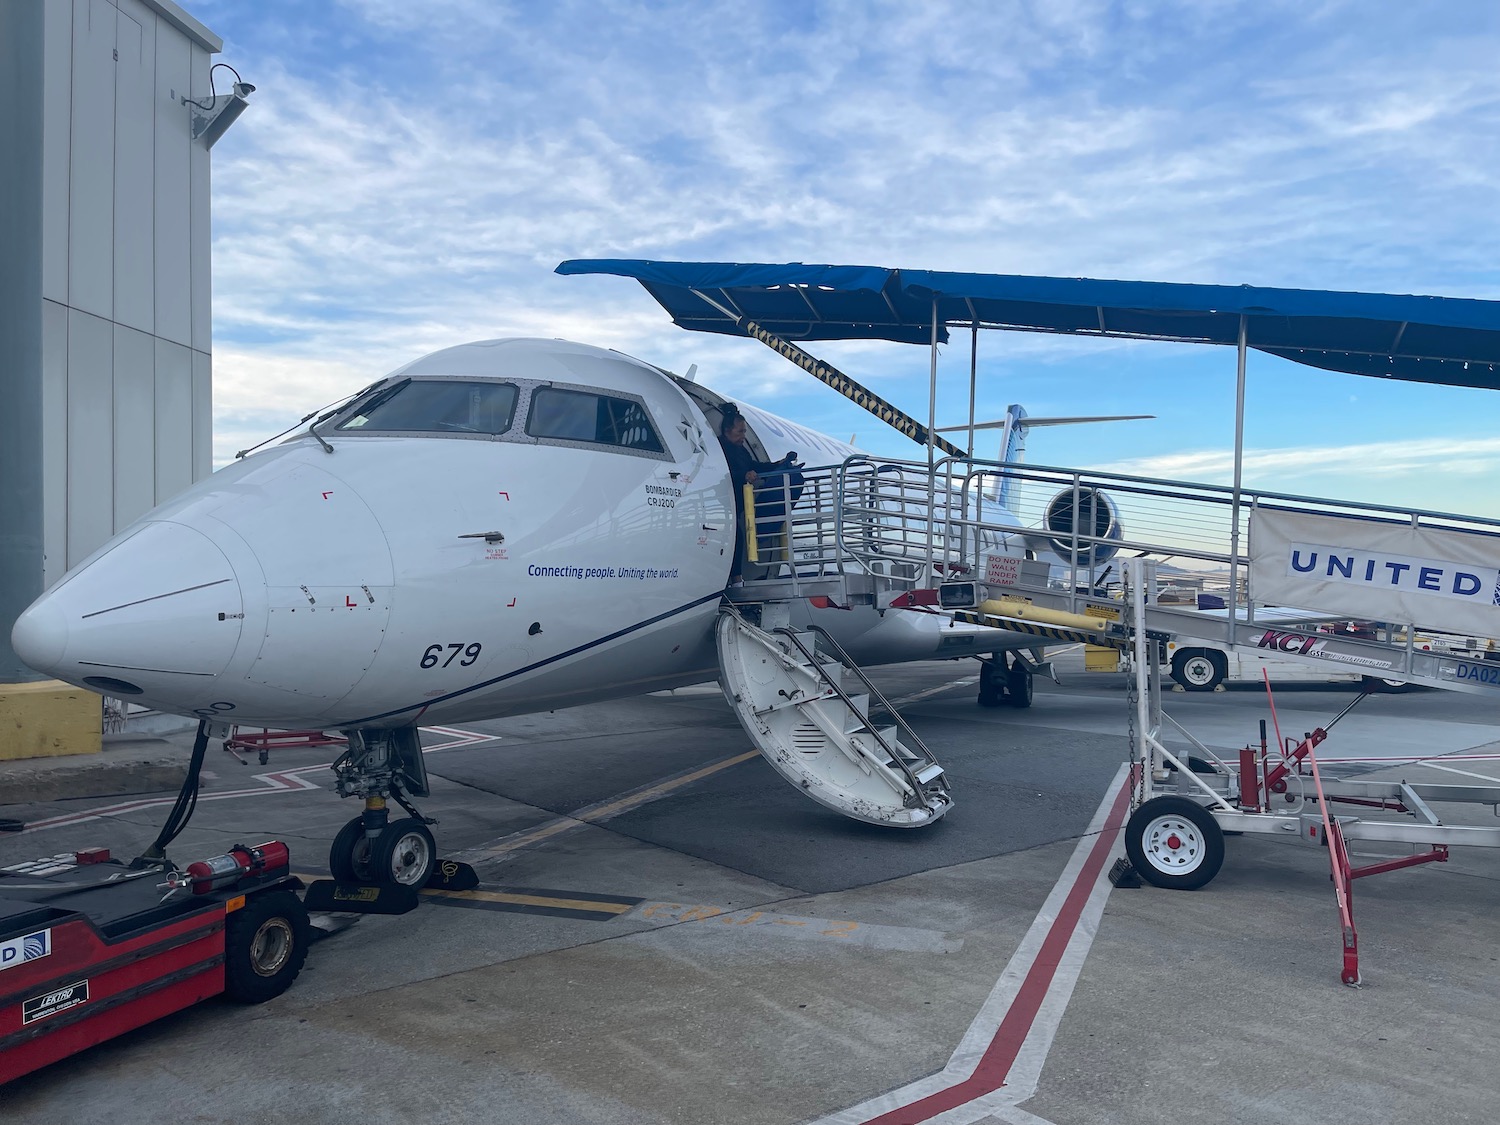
[1171,649,1225,692]
[1124,796,1225,890]
[329,815,375,882]
[224,890,310,1003]
[373,818,436,887]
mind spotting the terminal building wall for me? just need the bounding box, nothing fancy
[39,0,219,588]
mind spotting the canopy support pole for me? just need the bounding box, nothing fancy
[1229,315,1248,645]
[967,324,978,459]
[927,302,940,583]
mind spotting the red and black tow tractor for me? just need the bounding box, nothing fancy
[0,721,310,1085]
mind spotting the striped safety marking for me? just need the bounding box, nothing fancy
[950,612,1114,646]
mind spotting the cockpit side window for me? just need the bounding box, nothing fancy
[334,380,517,435]
[526,387,664,453]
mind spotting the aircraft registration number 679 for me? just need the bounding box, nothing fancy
[419,643,482,669]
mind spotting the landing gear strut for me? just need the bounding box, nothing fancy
[328,729,438,887]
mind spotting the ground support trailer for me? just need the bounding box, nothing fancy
[0,841,309,1084]
[1113,561,1500,986]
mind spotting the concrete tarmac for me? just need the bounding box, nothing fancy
[2,652,1498,1124]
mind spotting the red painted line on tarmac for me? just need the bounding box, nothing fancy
[862,778,1133,1125]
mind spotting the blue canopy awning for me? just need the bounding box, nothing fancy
[555,258,1500,390]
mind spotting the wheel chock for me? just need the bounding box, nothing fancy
[302,879,419,915]
[1108,856,1142,888]
[426,858,479,891]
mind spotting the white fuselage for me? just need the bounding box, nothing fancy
[12,339,1035,730]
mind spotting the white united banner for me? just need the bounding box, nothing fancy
[1249,508,1500,636]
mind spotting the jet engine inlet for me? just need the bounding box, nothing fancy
[1042,487,1121,566]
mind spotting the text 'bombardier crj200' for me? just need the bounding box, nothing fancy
[12,270,1147,887]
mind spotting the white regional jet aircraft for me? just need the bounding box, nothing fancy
[11,338,1121,885]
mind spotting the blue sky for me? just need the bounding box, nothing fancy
[194,0,1500,516]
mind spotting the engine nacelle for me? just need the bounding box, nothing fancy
[1041,486,1122,567]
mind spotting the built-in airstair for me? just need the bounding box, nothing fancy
[714,607,951,827]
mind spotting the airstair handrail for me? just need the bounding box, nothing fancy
[775,623,943,811]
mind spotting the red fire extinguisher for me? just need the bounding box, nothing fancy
[184,841,290,895]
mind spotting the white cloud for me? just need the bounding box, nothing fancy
[197,0,1500,497]
[1105,435,1500,485]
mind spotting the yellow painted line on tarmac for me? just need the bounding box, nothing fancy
[458,671,990,865]
[296,870,641,920]
[578,750,761,823]
[422,887,637,915]
[465,749,760,860]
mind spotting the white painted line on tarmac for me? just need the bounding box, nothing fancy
[1318,753,1500,764]
[804,763,1132,1125]
[1408,761,1500,784]
[9,726,499,836]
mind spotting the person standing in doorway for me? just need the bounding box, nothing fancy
[718,404,795,587]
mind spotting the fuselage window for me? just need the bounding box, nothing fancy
[335,380,517,435]
[526,387,664,453]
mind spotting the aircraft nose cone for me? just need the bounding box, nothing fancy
[11,597,67,674]
[14,520,246,689]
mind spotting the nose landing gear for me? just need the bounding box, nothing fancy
[328,729,439,888]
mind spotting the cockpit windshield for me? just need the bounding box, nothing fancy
[526,386,664,453]
[334,379,517,435]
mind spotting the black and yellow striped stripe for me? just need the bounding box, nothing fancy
[742,318,966,458]
[951,611,1125,647]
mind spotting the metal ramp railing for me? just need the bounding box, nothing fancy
[738,457,983,599]
[735,460,959,601]
[735,453,1500,695]
[936,458,1500,694]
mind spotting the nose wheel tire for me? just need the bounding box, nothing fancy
[329,815,375,883]
[372,818,437,887]
[224,890,311,1003]
[1124,796,1225,890]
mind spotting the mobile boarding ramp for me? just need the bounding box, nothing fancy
[560,256,1500,693]
[830,453,1500,697]
[727,450,1500,692]
[566,258,1500,982]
